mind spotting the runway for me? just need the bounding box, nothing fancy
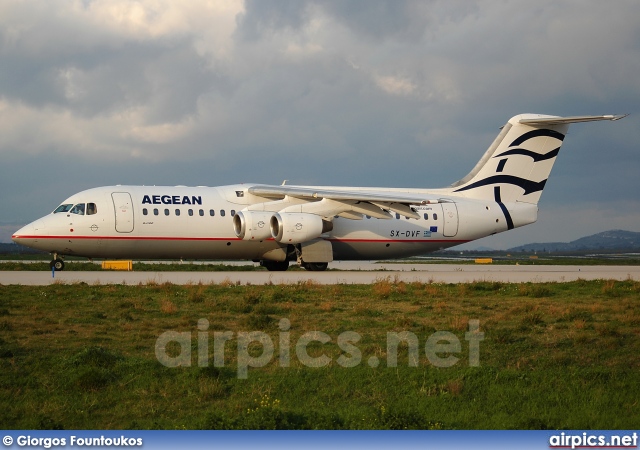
[1,262,639,285]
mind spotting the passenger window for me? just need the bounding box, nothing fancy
[86,203,97,215]
[231,210,236,216]
[199,209,204,217]
[424,213,428,220]
[154,209,159,216]
[54,204,73,214]
[433,213,438,220]
[164,209,169,216]
[220,210,226,217]
[70,204,85,215]
[209,209,215,216]
[175,209,181,216]
[143,208,148,216]
[366,215,371,219]
[395,213,400,219]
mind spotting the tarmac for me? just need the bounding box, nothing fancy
[1,262,639,285]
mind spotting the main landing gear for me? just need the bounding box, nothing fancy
[260,260,329,271]
[260,260,290,272]
[50,253,65,271]
[301,262,328,271]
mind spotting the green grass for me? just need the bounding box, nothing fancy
[0,262,288,271]
[0,279,638,429]
[379,257,640,265]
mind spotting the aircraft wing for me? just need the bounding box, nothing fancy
[247,185,441,220]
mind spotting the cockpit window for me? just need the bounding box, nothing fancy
[86,203,97,215]
[70,204,85,215]
[54,204,73,214]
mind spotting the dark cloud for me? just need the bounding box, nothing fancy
[1,0,639,248]
[236,0,311,40]
[237,0,478,42]
[316,0,434,41]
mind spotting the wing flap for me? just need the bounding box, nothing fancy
[371,202,420,219]
[279,198,393,220]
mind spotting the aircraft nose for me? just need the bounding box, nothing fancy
[12,219,47,244]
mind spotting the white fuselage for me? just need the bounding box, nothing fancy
[12,184,517,261]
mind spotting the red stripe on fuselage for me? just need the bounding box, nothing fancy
[14,235,469,244]
[327,238,469,243]
[13,235,242,241]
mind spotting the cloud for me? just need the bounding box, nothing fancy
[374,74,416,96]
[1,0,639,246]
[0,0,242,159]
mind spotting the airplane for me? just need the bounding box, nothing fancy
[12,113,626,272]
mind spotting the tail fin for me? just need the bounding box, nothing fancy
[450,114,626,205]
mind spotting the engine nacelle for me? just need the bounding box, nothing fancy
[233,211,274,241]
[270,213,333,244]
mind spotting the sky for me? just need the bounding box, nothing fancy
[1,0,639,249]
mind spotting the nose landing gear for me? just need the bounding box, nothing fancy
[50,253,65,271]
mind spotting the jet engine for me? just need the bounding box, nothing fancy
[270,213,333,244]
[233,211,274,241]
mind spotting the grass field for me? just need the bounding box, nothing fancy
[0,261,272,272]
[385,257,640,266]
[0,278,638,429]
[2,256,640,271]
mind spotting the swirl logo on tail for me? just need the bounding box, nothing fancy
[453,128,564,196]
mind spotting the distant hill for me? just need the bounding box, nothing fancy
[0,243,46,255]
[508,230,640,253]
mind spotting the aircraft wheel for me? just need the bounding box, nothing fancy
[303,262,328,272]
[262,260,289,271]
[50,259,65,271]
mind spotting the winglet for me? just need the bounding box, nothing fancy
[611,114,629,121]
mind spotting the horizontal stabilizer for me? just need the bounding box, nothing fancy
[519,114,627,126]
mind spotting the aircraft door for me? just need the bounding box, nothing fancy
[441,202,459,237]
[112,192,134,233]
